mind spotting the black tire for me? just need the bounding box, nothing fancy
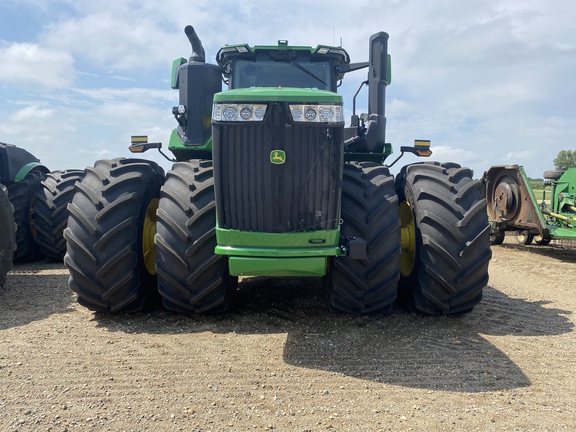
[35,170,86,260]
[490,228,505,245]
[534,235,551,246]
[0,184,16,286]
[543,170,564,180]
[395,162,491,315]
[325,162,400,315]
[7,169,45,261]
[516,230,534,245]
[156,160,235,314]
[64,158,164,313]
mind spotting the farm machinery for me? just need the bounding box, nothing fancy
[0,142,84,267]
[483,165,576,245]
[64,26,491,316]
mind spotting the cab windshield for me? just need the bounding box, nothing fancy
[232,57,333,90]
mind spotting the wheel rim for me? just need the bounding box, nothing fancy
[399,201,416,277]
[493,176,520,221]
[517,230,533,245]
[534,235,551,246]
[142,198,159,275]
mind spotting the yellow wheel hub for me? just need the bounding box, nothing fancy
[142,198,159,275]
[399,201,416,277]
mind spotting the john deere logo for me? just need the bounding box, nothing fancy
[270,150,286,164]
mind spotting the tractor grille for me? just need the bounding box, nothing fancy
[213,102,344,233]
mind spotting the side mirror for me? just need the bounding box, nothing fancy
[364,32,390,153]
[400,140,432,157]
[369,32,391,85]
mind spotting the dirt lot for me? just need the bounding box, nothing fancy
[1,238,575,431]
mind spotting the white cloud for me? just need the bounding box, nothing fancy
[72,87,174,104]
[0,0,574,179]
[41,13,179,71]
[0,42,74,88]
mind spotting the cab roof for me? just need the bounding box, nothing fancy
[216,41,350,67]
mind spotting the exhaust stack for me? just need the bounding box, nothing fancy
[185,25,206,63]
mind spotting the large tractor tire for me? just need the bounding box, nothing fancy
[64,158,164,313]
[395,162,491,315]
[7,169,45,261]
[0,184,16,286]
[326,162,400,315]
[155,160,235,314]
[35,170,86,260]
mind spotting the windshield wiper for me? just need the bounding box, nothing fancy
[278,53,328,87]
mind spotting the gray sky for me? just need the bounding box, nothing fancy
[1,0,575,178]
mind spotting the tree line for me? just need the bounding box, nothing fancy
[554,150,576,171]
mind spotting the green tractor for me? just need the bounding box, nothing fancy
[64,26,491,316]
[0,142,85,263]
[483,165,576,245]
[0,142,49,262]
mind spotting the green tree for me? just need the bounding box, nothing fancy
[554,150,576,171]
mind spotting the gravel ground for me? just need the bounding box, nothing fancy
[1,238,575,431]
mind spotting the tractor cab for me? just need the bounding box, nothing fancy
[216,41,350,92]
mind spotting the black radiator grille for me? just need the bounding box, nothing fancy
[213,103,343,233]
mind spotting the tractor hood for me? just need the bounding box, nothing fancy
[213,87,343,104]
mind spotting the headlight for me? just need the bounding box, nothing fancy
[223,106,238,121]
[289,104,344,124]
[212,103,267,122]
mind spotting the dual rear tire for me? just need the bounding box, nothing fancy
[328,161,490,316]
[35,170,86,260]
[7,170,46,262]
[326,162,400,315]
[64,159,233,314]
[64,158,164,312]
[395,162,491,315]
[4,169,85,263]
[155,161,235,314]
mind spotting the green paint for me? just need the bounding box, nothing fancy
[517,166,555,230]
[499,166,576,240]
[14,162,44,183]
[168,128,213,154]
[228,256,327,276]
[215,245,340,257]
[216,42,350,67]
[167,128,183,150]
[213,88,343,104]
[171,57,187,89]
[216,227,340,249]
[552,168,576,219]
[386,54,392,84]
[548,225,576,237]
